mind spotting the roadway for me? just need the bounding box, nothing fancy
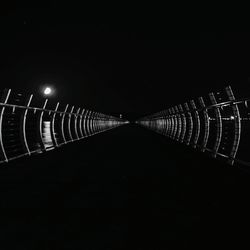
[0,124,249,249]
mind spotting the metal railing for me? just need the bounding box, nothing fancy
[137,86,250,167]
[0,89,127,164]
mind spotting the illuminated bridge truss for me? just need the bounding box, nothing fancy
[137,86,250,167]
[0,89,127,164]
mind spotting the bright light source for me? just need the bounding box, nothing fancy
[230,115,235,120]
[43,87,52,96]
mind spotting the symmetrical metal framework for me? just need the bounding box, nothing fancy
[0,89,127,164]
[137,86,250,167]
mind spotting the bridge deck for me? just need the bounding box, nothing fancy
[0,124,249,249]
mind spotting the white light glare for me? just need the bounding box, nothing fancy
[44,87,52,95]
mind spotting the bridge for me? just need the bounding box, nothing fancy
[0,88,128,164]
[1,86,250,168]
[1,86,250,248]
[137,85,250,167]
[2,6,250,248]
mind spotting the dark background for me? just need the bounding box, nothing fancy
[1,4,250,118]
[1,3,250,250]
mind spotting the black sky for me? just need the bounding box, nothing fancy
[1,5,250,117]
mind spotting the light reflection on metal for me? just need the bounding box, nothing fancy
[209,92,222,158]
[79,109,85,138]
[178,104,186,143]
[68,106,74,141]
[190,100,200,148]
[184,102,193,145]
[21,94,33,155]
[198,97,210,152]
[74,108,80,140]
[84,110,89,137]
[61,104,69,145]
[0,89,127,164]
[0,89,11,162]
[39,99,48,151]
[175,106,182,141]
[225,86,241,165]
[51,102,59,147]
[136,86,249,167]
[43,121,54,149]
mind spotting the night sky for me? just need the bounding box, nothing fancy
[1,5,250,117]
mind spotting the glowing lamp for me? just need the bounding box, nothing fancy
[44,87,52,95]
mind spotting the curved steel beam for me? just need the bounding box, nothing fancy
[79,108,85,138]
[190,100,200,148]
[225,86,241,165]
[21,94,33,155]
[68,106,74,141]
[60,104,69,144]
[74,108,80,140]
[39,99,48,151]
[175,106,182,141]
[184,102,193,145]
[198,97,210,152]
[208,92,222,157]
[0,89,11,162]
[83,110,89,137]
[172,107,178,140]
[51,102,59,147]
[178,104,186,143]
